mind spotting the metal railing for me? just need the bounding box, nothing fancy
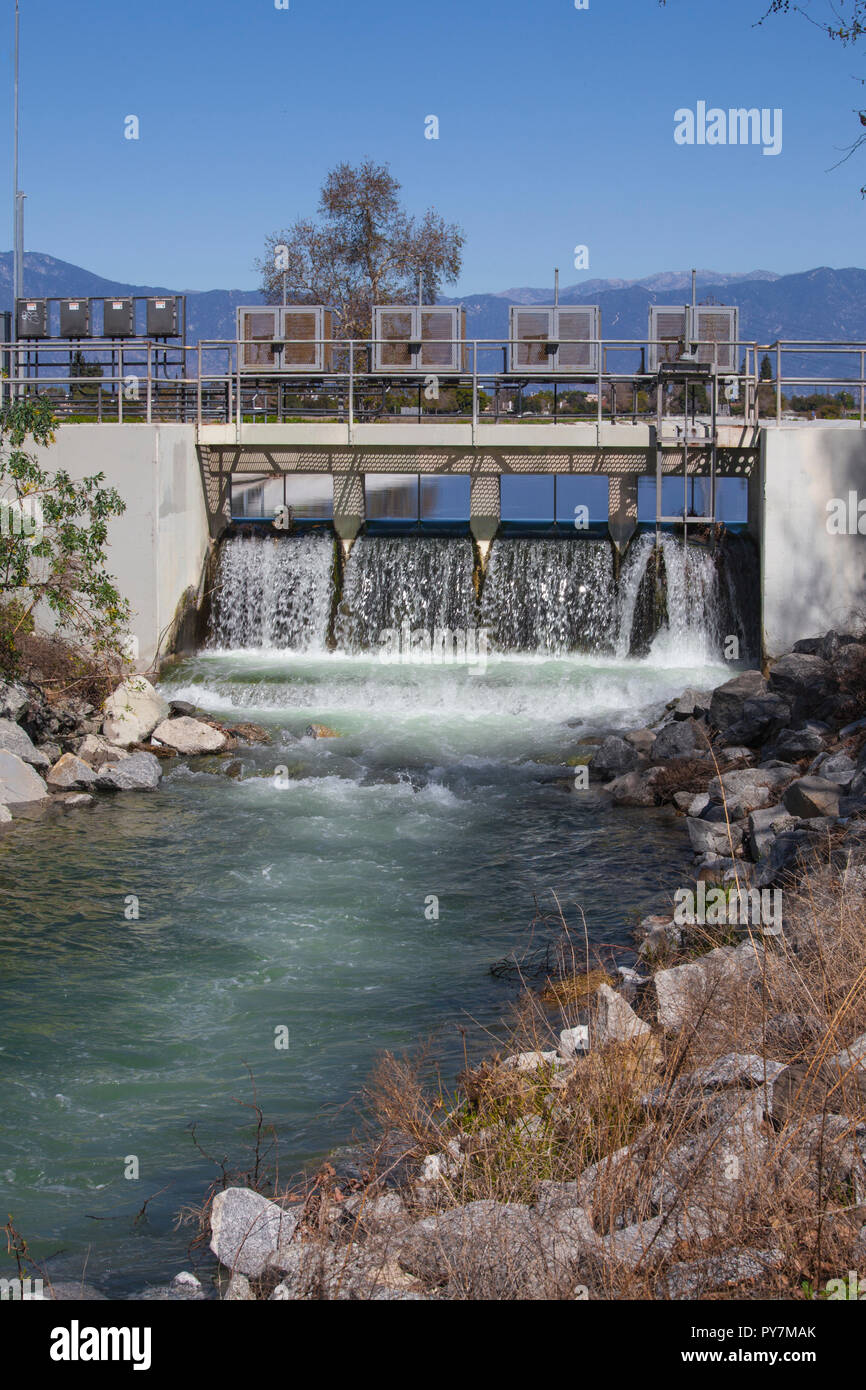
[2,336,865,434]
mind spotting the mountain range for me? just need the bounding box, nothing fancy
[2,253,866,352]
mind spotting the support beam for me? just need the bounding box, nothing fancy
[608,475,638,553]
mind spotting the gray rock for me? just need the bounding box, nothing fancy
[768,652,837,720]
[653,942,764,1032]
[671,688,711,720]
[46,753,98,790]
[95,751,163,792]
[624,728,656,752]
[657,1248,785,1299]
[589,735,641,781]
[832,1032,866,1075]
[651,718,705,762]
[752,829,813,888]
[708,766,795,817]
[0,679,29,721]
[0,717,50,769]
[689,1053,786,1090]
[593,983,652,1046]
[709,670,768,733]
[210,1187,300,1278]
[765,1012,824,1055]
[815,752,856,787]
[77,734,130,770]
[0,803,12,829]
[102,677,170,747]
[725,693,793,748]
[687,816,743,856]
[783,777,841,820]
[720,746,755,762]
[747,804,797,859]
[52,793,95,810]
[169,701,198,718]
[605,767,660,807]
[686,792,710,817]
[153,716,227,756]
[774,724,828,760]
[0,750,50,812]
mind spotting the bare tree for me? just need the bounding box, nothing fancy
[256,160,465,338]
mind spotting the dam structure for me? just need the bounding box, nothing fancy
[6,318,866,667]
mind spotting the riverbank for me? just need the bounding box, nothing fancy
[196,628,866,1301]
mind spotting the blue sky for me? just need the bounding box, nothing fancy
[2,0,864,292]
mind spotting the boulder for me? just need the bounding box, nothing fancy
[671,688,711,720]
[589,735,641,781]
[169,701,198,718]
[747,804,796,860]
[210,1188,300,1278]
[651,718,705,762]
[46,753,98,791]
[708,766,796,817]
[653,941,764,1032]
[0,679,29,721]
[752,829,813,888]
[95,751,163,792]
[102,678,170,747]
[832,1033,866,1075]
[0,750,50,812]
[593,983,651,1045]
[686,792,710,817]
[724,693,793,747]
[558,1025,589,1058]
[657,1248,785,1300]
[768,652,837,720]
[77,734,130,770]
[605,766,660,807]
[773,724,828,760]
[0,717,50,769]
[52,793,94,810]
[686,817,743,856]
[783,777,841,820]
[152,717,227,755]
[771,1060,866,1126]
[709,670,768,733]
[813,752,856,787]
[624,728,656,753]
[0,804,12,829]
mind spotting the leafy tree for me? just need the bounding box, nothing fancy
[760,353,773,380]
[0,397,131,671]
[256,160,465,338]
[70,350,103,403]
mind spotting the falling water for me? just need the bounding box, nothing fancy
[336,537,477,651]
[480,538,616,654]
[615,532,725,661]
[209,534,335,650]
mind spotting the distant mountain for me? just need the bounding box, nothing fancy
[2,254,865,358]
[0,252,264,343]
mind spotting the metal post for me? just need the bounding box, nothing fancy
[775,342,781,424]
[196,342,202,427]
[861,350,865,428]
[146,342,152,424]
[472,340,478,444]
[118,345,123,423]
[235,341,241,441]
[348,340,354,443]
[12,1,22,305]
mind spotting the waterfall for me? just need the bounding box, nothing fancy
[480,538,616,654]
[209,534,335,650]
[336,537,477,652]
[615,532,729,661]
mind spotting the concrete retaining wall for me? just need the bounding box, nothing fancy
[761,426,866,659]
[33,424,209,670]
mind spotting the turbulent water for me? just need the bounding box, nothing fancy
[0,528,754,1297]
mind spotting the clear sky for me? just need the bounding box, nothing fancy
[2,0,864,293]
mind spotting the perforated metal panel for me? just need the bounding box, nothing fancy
[509,306,599,372]
[373,306,465,373]
[693,306,738,370]
[648,305,739,371]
